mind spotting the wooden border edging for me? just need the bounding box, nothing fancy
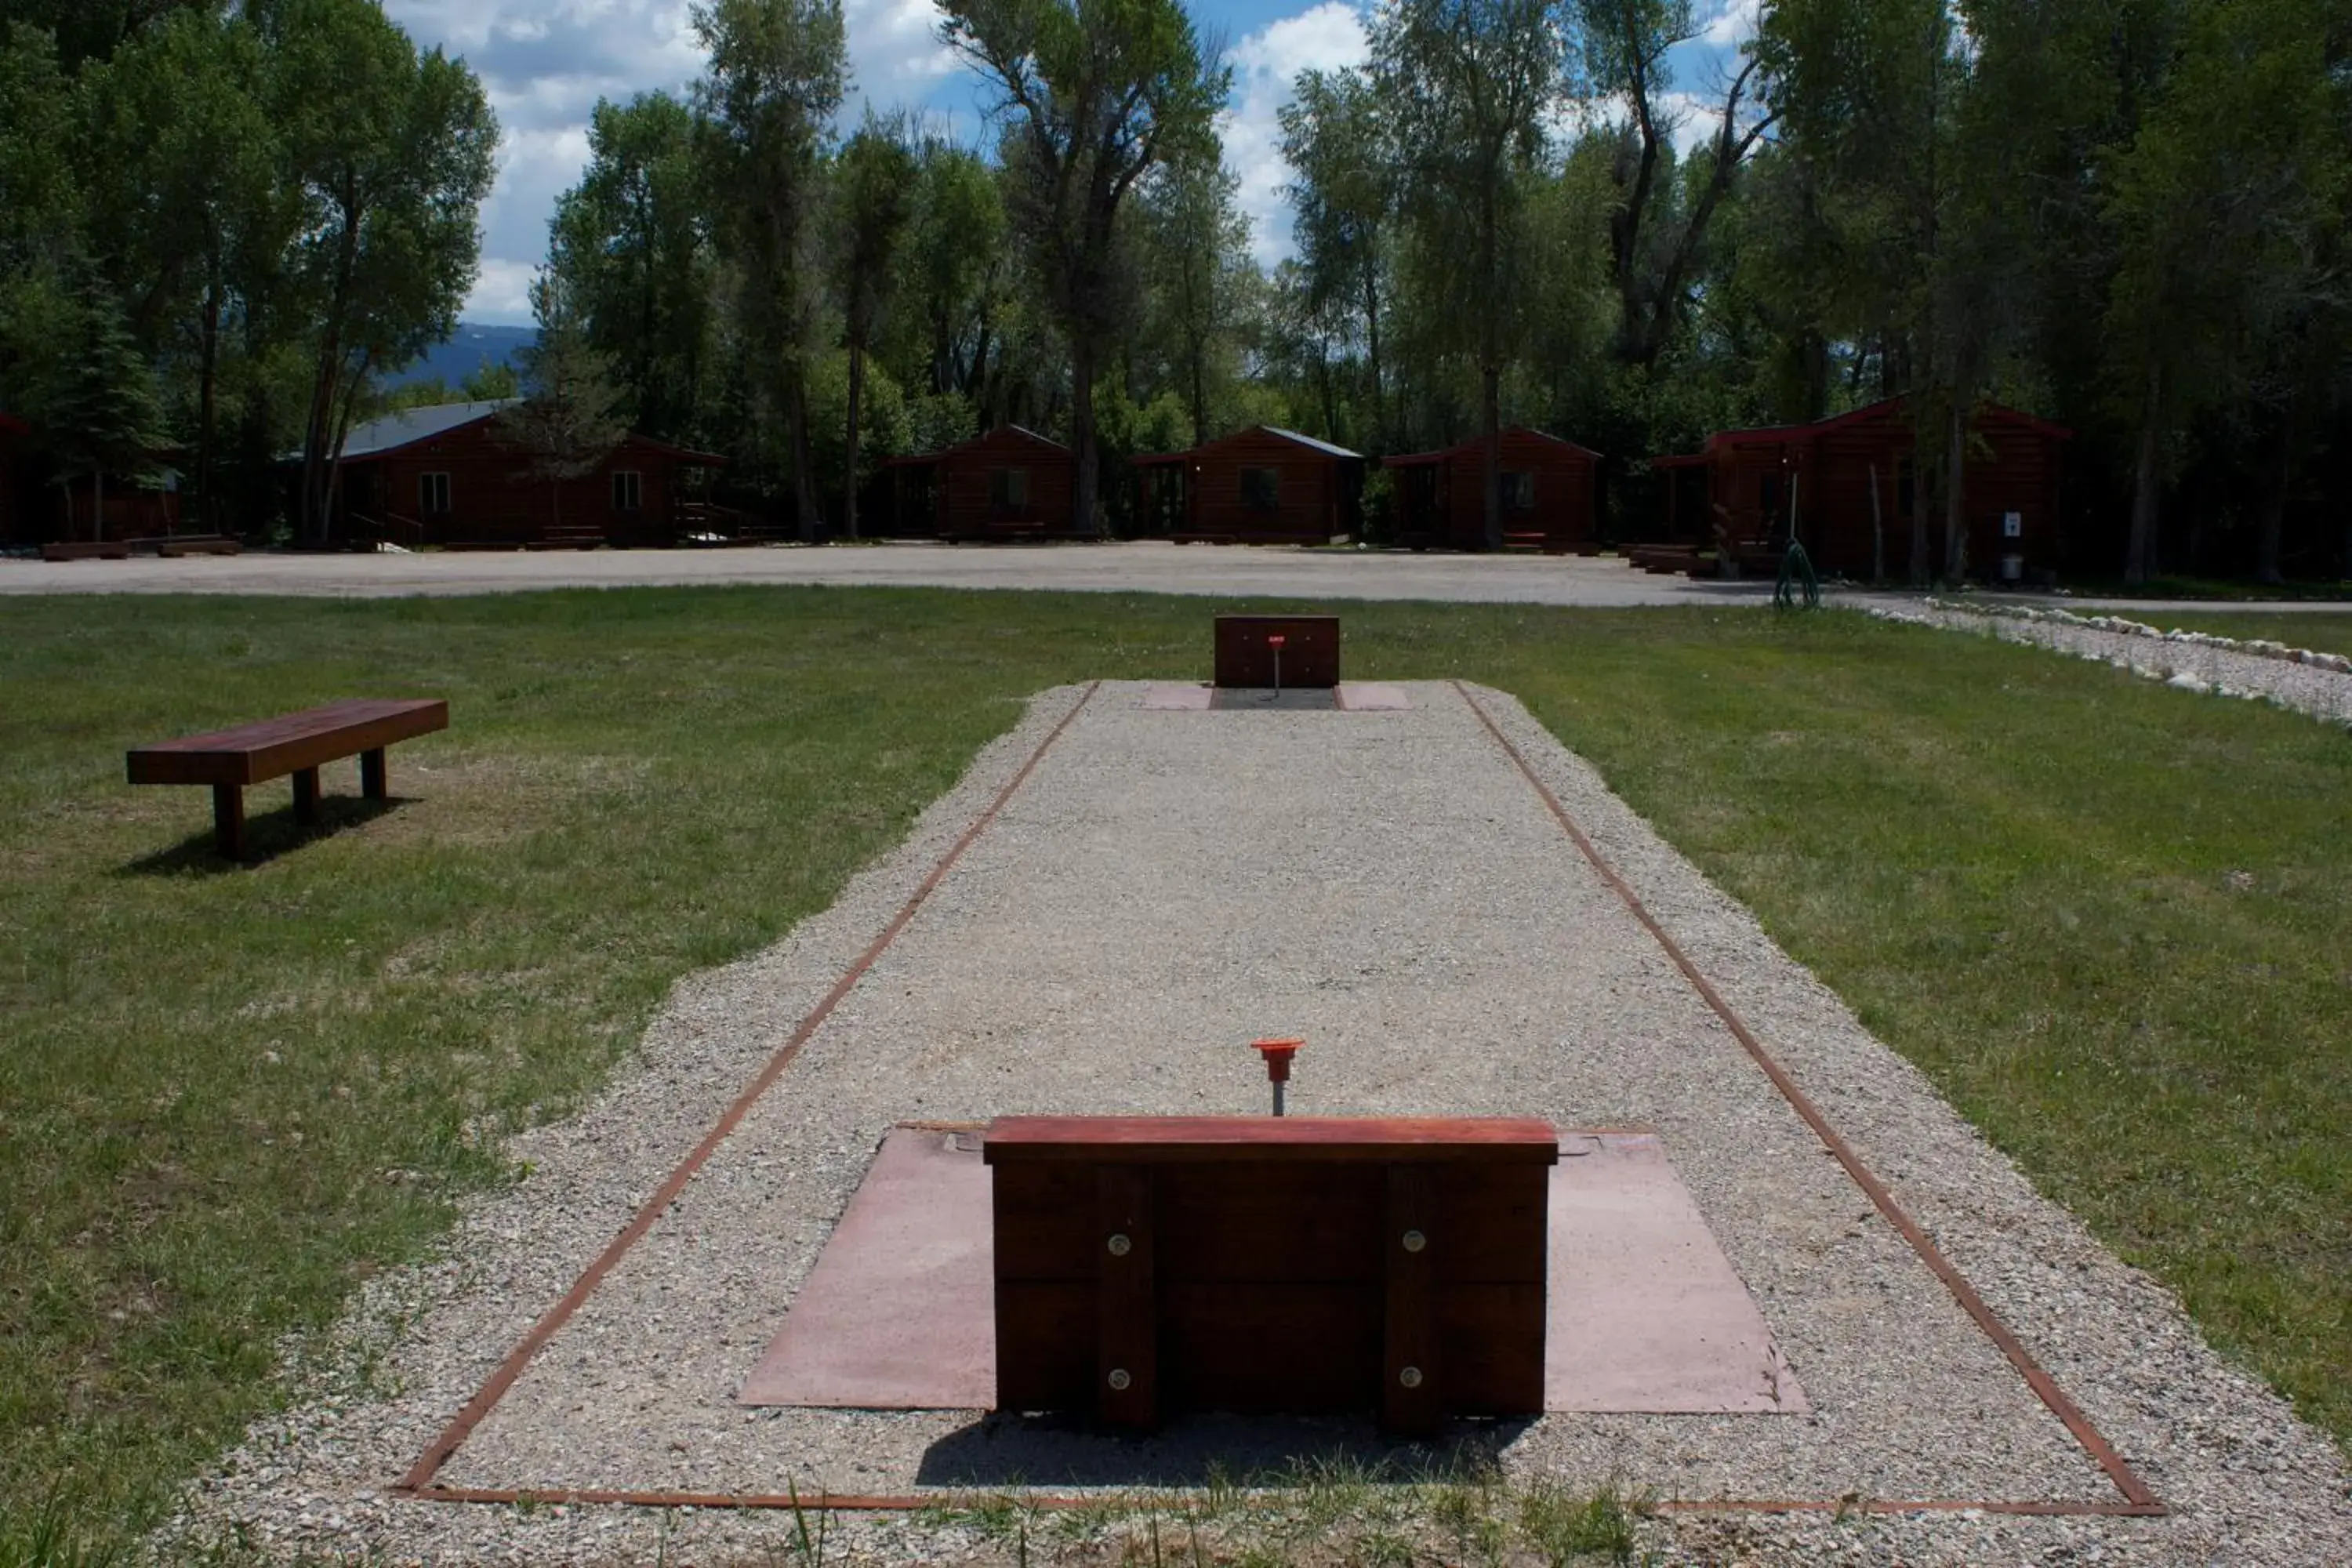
[394,683,1101,1494]
[391,677,2168,1527]
[1448,679,2163,1516]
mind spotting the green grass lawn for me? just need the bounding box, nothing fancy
[3,589,2347,1558]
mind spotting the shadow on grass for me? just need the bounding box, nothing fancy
[913,1411,1530,1489]
[116,796,406,876]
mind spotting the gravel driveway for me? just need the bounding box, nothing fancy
[170,682,2350,1565]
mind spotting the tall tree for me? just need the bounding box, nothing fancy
[79,7,286,530]
[898,139,1010,408]
[1139,148,1249,445]
[1577,0,1777,370]
[1279,67,1398,448]
[940,0,1229,535]
[1377,0,1566,546]
[2093,0,2343,584]
[692,0,845,539]
[829,114,917,539]
[548,92,713,441]
[257,0,496,543]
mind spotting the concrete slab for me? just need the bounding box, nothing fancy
[737,1125,1802,1415]
[1337,682,1413,711]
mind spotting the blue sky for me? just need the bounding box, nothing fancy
[381,0,1759,327]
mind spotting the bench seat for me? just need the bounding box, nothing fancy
[127,698,447,858]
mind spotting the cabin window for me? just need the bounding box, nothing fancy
[612,470,642,512]
[990,466,1029,508]
[1242,466,1280,512]
[419,472,451,515]
[1504,470,1537,511]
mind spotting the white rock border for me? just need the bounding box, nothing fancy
[1865,598,2352,725]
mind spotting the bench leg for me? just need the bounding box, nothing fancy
[361,747,387,800]
[292,768,321,825]
[212,783,245,860]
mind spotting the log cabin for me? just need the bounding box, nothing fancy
[878,424,1077,539]
[1654,397,2069,582]
[1384,426,1601,550]
[1134,426,1364,544]
[313,401,728,549]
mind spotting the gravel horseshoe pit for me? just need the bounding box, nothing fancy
[169,681,2352,1566]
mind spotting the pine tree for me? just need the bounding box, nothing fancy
[44,266,165,540]
[495,273,626,535]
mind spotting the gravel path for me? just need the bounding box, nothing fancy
[0,540,1773,605]
[167,682,2350,1565]
[1874,601,2352,725]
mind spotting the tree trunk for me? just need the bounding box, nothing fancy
[1363,263,1384,450]
[788,375,819,543]
[845,338,865,541]
[1908,450,1929,586]
[2125,366,2162,586]
[1867,462,1885,584]
[2256,393,2293,586]
[1943,405,1968,583]
[1071,333,1099,536]
[1482,361,1502,551]
[198,278,221,535]
[1189,335,1207,455]
[94,467,106,544]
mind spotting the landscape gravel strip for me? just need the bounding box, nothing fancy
[166,681,2352,1566]
[1871,601,2352,725]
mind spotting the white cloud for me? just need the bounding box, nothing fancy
[1217,2,1371,270]
[1696,0,1762,51]
[384,0,964,323]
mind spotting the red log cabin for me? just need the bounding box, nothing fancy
[1653,397,2069,581]
[315,401,728,548]
[878,424,1076,539]
[1134,426,1364,544]
[1384,426,1600,550]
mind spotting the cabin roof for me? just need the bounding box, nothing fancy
[1136,424,1363,465]
[332,400,518,459]
[883,423,1069,467]
[1661,396,2071,466]
[294,400,724,466]
[1383,426,1600,466]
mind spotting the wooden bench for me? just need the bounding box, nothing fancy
[126,698,448,859]
[986,1115,1557,1436]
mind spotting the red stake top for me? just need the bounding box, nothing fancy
[1267,634,1287,648]
[1251,1036,1303,1083]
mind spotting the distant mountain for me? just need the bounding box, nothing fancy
[386,323,537,390]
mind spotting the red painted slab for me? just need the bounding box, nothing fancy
[739,1127,1803,1414]
[735,1128,995,1409]
[1547,1134,1807,1413]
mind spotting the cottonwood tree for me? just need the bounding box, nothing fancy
[940,0,1229,535]
[1279,67,1398,448]
[549,92,714,443]
[1576,0,1777,372]
[1376,0,1566,546]
[829,114,917,539]
[1139,149,1250,445]
[2093,0,2343,584]
[256,0,495,543]
[692,0,844,539]
[79,7,287,529]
